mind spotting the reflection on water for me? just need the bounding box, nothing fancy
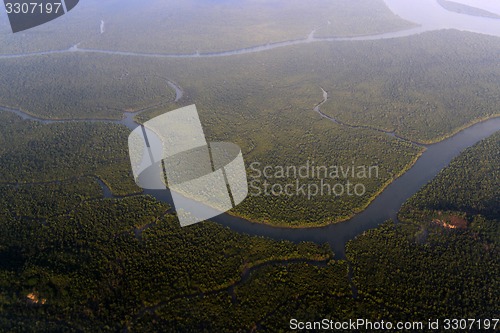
[383,0,500,37]
[145,118,500,259]
[451,0,500,16]
[0,0,498,257]
[1,1,498,60]
[4,101,498,258]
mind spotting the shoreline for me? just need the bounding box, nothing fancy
[212,115,499,229]
[226,151,424,230]
[413,113,500,145]
[0,78,182,124]
[1,104,498,230]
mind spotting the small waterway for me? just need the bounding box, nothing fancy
[0,0,498,61]
[313,88,426,147]
[0,27,430,60]
[1,91,499,259]
[0,79,183,130]
[0,0,498,259]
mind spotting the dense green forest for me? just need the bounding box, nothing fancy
[0,118,497,331]
[0,1,498,329]
[137,30,499,225]
[2,28,499,225]
[399,131,500,243]
[0,193,332,331]
[4,30,495,143]
[0,55,173,120]
[347,132,500,323]
[2,23,500,226]
[0,112,138,195]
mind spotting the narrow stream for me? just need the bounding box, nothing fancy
[0,79,183,131]
[314,88,426,147]
[1,91,499,259]
[0,27,431,60]
[0,0,497,62]
[0,0,498,259]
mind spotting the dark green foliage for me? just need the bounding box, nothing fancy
[346,132,500,323]
[401,132,500,222]
[5,29,499,225]
[1,131,498,331]
[0,192,332,332]
[0,113,139,195]
[0,177,102,219]
[347,222,499,320]
[0,2,498,329]
[134,262,352,332]
[0,55,174,119]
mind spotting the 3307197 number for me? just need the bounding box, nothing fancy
[443,318,499,330]
[5,2,62,14]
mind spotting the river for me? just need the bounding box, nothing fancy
[0,0,499,258]
[141,117,500,259]
[3,94,499,258]
[0,0,498,60]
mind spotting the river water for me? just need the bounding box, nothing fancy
[0,0,499,257]
[142,117,500,258]
[3,96,498,258]
[0,1,498,60]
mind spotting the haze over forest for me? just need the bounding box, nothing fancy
[0,0,498,331]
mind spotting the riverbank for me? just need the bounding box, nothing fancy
[0,78,183,125]
[416,114,500,145]
[227,147,424,229]
[138,113,498,231]
[1,102,498,230]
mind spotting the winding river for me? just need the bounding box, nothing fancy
[0,0,499,258]
[143,116,500,259]
[0,78,183,130]
[3,95,498,259]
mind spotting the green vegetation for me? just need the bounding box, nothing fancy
[3,30,497,144]
[0,0,413,56]
[313,31,500,143]
[0,0,498,330]
[136,31,499,224]
[0,112,139,195]
[347,221,499,320]
[134,262,353,332]
[0,0,500,326]
[0,55,174,119]
[3,29,500,225]
[1,132,497,331]
[81,0,413,54]
[0,193,332,332]
[347,132,500,323]
[0,177,103,220]
[400,131,500,243]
